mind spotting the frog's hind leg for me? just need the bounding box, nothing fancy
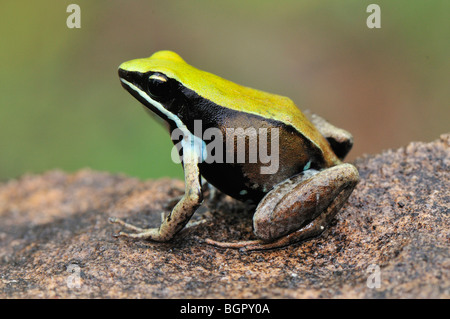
[206,163,359,251]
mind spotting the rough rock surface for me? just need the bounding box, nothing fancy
[0,134,448,298]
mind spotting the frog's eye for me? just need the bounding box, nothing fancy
[147,73,171,99]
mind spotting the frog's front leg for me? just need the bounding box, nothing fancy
[110,157,203,242]
[206,163,358,251]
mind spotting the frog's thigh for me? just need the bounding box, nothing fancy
[253,163,359,242]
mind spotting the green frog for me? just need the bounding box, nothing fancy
[110,50,359,251]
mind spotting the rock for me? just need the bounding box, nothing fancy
[0,134,448,298]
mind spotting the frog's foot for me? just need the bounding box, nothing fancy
[204,238,262,250]
[204,201,340,252]
[204,220,323,251]
[109,217,161,240]
[204,239,284,252]
[205,235,318,251]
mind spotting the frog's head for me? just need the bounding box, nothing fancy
[118,51,191,125]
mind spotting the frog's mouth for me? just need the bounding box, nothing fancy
[118,69,199,147]
[118,69,169,122]
[118,69,147,102]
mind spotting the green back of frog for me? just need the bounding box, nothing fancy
[120,50,339,166]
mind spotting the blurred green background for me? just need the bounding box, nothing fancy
[0,0,449,182]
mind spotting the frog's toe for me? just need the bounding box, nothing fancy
[109,216,145,233]
[112,230,132,239]
[204,238,262,250]
[113,228,162,241]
